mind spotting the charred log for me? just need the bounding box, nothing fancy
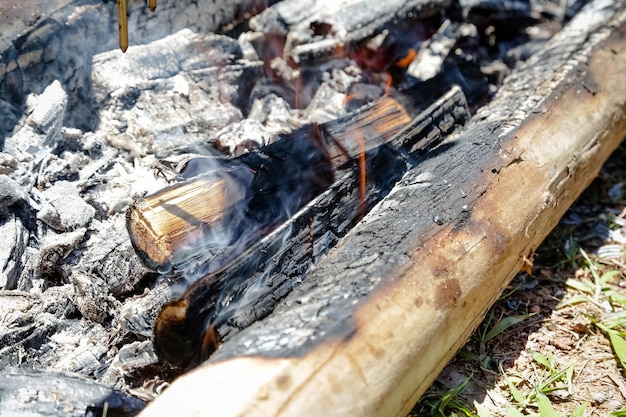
[126,94,417,272]
[249,0,451,65]
[152,87,469,367]
[138,0,626,416]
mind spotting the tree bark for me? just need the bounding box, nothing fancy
[139,0,626,416]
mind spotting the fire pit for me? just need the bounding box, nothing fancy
[1,0,625,416]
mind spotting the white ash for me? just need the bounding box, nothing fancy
[35,228,86,277]
[36,181,95,232]
[249,93,300,134]
[214,119,272,155]
[0,153,18,175]
[4,81,67,162]
[0,175,29,217]
[408,20,477,82]
[70,269,116,323]
[91,29,262,153]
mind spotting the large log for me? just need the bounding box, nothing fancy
[139,0,626,416]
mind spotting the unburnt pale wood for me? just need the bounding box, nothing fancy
[139,0,626,416]
[128,177,229,268]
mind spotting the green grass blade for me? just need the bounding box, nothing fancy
[611,404,626,416]
[579,248,599,282]
[535,363,572,395]
[529,351,552,370]
[535,391,559,417]
[608,329,626,372]
[600,270,621,286]
[505,404,525,417]
[565,361,575,388]
[609,291,626,309]
[569,402,587,417]
[484,313,534,343]
[473,401,493,417]
[564,278,593,295]
[555,294,590,309]
[604,310,626,330]
[503,374,525,404]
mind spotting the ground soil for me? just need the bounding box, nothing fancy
[412,142,626,416]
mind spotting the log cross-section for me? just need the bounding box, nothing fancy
[140,0,626,416]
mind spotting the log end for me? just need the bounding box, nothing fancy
[127,177,230,270]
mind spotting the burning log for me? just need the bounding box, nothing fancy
[149,87,469,366]
[139,0,626,416]
[249,0,450,64]
[127,94,415,272]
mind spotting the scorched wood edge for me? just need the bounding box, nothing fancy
[139,1,626,416]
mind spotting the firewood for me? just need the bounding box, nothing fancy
[139,0,626,415]
[249,0,451,64]
[128,177,231,269]
[153,87,469,367]
[127,95,412,273]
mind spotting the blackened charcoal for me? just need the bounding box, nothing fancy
[250,0,451,63]
[0,371,145,417]
[0,214,28,289]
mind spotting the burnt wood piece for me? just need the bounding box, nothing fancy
[153,87,469,367]
[249,0,451,64]
[127,95,412,272]
[139,0,626,415]
[0,371,145,417]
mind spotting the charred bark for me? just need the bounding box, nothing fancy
[139,1,626,416]
[249,0,451,64]
[127,94,415,272]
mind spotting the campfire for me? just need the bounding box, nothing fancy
[1,0,625,416]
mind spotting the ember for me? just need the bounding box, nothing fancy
[1,0,625,416]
